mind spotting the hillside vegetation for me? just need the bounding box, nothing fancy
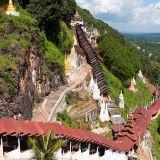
[101,63,152,120]
[78,7,141,81]
[125,33,160,85]
[0,3,75,118]
[149,116,160,160]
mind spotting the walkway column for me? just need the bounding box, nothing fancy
[70,142,72,153]
[85,114,88,122]
[17,137,21,159]
[0,137,3,160]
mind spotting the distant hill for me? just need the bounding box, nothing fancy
[125,33,160,85]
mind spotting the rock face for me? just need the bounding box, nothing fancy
[0,22,63,120]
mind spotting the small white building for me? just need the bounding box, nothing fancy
[118,91,125,109]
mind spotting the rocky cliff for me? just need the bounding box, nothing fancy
[0,9,64,119]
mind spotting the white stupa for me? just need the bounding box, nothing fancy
[138,70,143,79]
[138,70,146,84]
[132,77,136,85]
[89,76,95,92]
[92,82,101,100]
[118,91,125,109]
[99,98,110,122]
[142,77,146,84]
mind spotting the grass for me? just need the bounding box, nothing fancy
[101,63,153,120]
[56,111,80,128]
[149,116,160,160]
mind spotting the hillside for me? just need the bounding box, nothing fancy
[78,7,141,81]
[125,33,160,85]
[77,8,152,117]
[0,1,153,120]
[0,7,73,119]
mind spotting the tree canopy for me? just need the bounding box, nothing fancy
[77,7,141,81]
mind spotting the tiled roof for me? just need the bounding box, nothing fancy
[0,101,159,152]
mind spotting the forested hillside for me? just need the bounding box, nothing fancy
[125,33,160,85]
[0,0,153,120]
[77,8,152,118]
[77,7,141,81]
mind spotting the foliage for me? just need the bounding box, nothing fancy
[149,116,160,160]
[101,63,153,120]
[98,34,141,80]
[26,0,76,45]
[65,91,79,105]
[0,55,14,71]
[37,31,64,77]
[0,6,65,97]
[28,130,65,160]
[77,7,141,80]
[58,21,74,54]
[27,0,76,25]
[57,111,79,128]
[125,33,160,85]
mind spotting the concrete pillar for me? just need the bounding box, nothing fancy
[0,138,3,160]
[104,103,110,121]
[89,113,92,122]
[85,114,88,122]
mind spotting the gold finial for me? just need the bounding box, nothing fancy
[6,0,16,13]
[65,54,72,75]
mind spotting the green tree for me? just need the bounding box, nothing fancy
[26,0,76,45]
[98,34,141,80]
[26,0,76,26]
[28,130,65,160]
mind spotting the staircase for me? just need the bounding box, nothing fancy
[76,25,110,95]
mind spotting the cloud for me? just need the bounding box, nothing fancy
[133,2,160,25]
[76,0,160,32]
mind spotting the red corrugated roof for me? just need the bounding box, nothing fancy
[0,100,159,152]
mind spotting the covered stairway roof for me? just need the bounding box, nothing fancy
[0,101,159,152]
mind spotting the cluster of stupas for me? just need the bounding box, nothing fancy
[89,76,110,122]
[5,0,19,17]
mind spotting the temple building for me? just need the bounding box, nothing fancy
[71,11,84,27]
[5,0,19,17]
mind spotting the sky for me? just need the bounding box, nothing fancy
[76,0,160,33]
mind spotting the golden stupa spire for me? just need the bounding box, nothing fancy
[6,0,16,12]
[5,0,19,16]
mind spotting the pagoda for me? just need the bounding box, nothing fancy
[71,11,83,26]
[5,0,19,17]
[129,79,137,93]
